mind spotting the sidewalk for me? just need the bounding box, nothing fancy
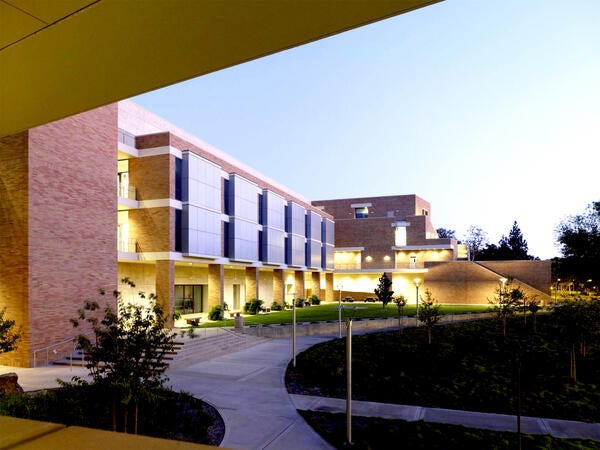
[4,332,600,448]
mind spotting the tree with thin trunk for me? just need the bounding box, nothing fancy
[71,278,176,433]
[393,296,407,334]
[489,278,525,337]
[417,289,441,344]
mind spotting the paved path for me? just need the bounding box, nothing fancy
[4,332,600,449]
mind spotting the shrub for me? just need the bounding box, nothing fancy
[271,301,282,311]
[208,305,224,321]
[308,294,321,305]
[295,298,305,308]
[243,298,264,315]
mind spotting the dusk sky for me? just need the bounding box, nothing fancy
[133,0,600,260]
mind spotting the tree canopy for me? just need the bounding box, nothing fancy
[0,307,21,355]
[555,201,600,282]
[476,221,534,260]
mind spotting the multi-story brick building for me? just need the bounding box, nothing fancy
[0,100,335,367]
[313,195,550,305]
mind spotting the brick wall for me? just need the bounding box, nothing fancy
[0,132,30,366]
[22,104,118,366]
[423,261,551,305]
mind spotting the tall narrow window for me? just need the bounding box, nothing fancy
[175,157,182,201]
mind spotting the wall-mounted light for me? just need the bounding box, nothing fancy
[365,256,373,262]
[383,255,391,262]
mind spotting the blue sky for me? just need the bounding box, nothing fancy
[133,0,600,260]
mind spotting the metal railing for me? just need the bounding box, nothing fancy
[118,238,138,253]
[117,183,137,200]
[32,331,93,368]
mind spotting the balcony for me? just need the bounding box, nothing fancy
[118,238,138,253]
[118,183,137,200]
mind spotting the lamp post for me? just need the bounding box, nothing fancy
[346,315,353,445]
[414,278,421,324]
[336,283,343,338]
[292,291,297,367]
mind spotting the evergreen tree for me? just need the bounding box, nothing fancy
[374,273,394,308]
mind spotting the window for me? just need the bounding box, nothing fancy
[421,209,429,216]
[395,226,407,247]
[355,207,369,218]
[174,157,182,201]
[175,209,182,252]
[175,285,204,314]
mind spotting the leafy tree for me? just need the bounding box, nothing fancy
[417,289,441,344]
[527,298,541,333]
[71,279,176,434]
[555,201,600,282]
[393,295,407,334]
[0,307,21,355]
[436,228,456,239]
[550,299,598,381]
[374,273,394,308]
[489,278,525,337]
[464,226,488,261]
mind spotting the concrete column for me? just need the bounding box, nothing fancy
[245,267,259,301]
[294,270,305,299]
[273,269,285,303]
[325,272,334,302]
[208,264,224,309]
[155,260,175,327]
[311,272,321,300]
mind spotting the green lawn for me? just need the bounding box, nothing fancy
[197,303,490,328]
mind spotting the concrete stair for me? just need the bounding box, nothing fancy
[51,328,269,370]
[169,329,269,369]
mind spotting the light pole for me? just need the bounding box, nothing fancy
[414,278,421,324]
[336,283,343,338]
[292,291,297,367]
[346,315,353,445]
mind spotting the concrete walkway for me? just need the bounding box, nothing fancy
[4,333,600,448]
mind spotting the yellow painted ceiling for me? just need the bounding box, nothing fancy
[0,0,440,138]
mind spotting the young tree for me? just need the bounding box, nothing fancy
[0,307,21,355]
[464,226,488,261]
[71,279,176,434]
[417,289,441,344]
[393,295,407,334]
[374,273,394,309]
[489,278,525,337]
[549,299,599,381]
[527,298,540,333]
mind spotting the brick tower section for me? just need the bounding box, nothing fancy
[0,105,118,367]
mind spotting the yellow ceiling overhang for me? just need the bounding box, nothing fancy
[0,0,440,138]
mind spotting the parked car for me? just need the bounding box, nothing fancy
[364,297,377,303]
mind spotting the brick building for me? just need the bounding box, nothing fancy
[0,101,335,367]
[313,195,550,305]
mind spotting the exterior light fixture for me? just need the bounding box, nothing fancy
[414,278,421,321]
[365,256,373,262]
[383,255,390,262]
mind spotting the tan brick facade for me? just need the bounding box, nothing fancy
[0,105,118,367]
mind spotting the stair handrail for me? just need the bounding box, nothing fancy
[33,330,94,368]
